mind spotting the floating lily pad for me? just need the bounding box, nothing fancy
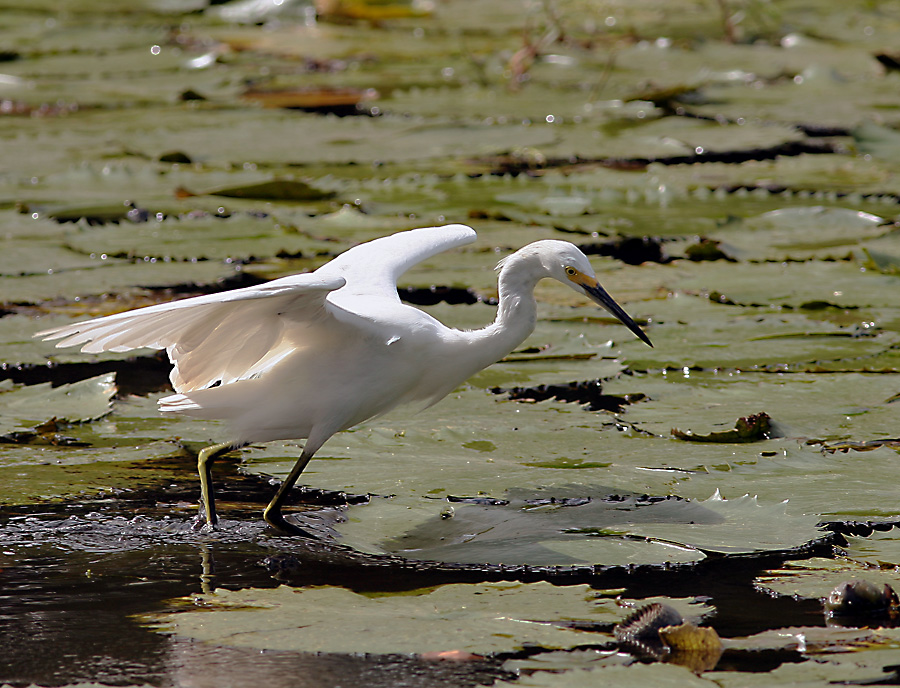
[755,556,900,603]
[0,373,116,436]
[347,489,824,566]
[62,213,335,262]
[1,259,242,305]
[0,440,184,505]
[146,581,711,656]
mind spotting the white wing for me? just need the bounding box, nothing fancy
[36,273,345,393]
[36,224,477,394]
[317,223,476,299]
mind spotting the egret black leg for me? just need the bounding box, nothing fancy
[196,441,243,529]
[263,449,316,537]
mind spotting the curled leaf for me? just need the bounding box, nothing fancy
[659,623,724,673]
[672,412,774,443]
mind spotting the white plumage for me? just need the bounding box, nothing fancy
[37,224,650,535]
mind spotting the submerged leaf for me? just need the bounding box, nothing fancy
[345,487,824,566]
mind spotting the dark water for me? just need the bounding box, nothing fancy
[0,456,834,687]
[0,507,514,688]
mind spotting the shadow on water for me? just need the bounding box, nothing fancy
[0,457,845,686]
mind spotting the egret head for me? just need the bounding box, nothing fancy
[530,240,653,348]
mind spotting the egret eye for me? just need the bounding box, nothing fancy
[565,266,578,276]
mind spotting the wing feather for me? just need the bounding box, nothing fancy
[318,224,476,299]
[37,274,345,392]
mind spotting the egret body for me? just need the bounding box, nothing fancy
[37,224,651,535]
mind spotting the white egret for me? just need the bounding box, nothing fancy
[37,224,651,536]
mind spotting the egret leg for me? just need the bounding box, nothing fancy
[196,441,243,529]
[263,449,316,537]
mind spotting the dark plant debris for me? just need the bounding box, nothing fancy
[875,52,900,72]
[578,236,670,265]
[685,238,737,262]
[446,495,510,506]
[817,519,900,539]
[181,179,335,202]
[492,379,646,412]
[812,438,900,453]
[524,496,592,507]
[159,151,193,164]
[0,418,89,447]
[474,138,840,175]
[240,86,378,116]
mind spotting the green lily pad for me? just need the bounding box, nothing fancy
[146,582,711,656]
[62,213,335,262]
[755,556,900,602]
[0,440,185,505]
[853,121,900,161]
[862,247,900,275]
[840,530,900,569]
[1,259,242,305]
[352,489,824,566]
[0,373,116,436]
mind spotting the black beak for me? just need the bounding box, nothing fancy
[583,281,653,348]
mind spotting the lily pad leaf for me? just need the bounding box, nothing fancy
[862,247,900,275]
[720,625,900,655]
[0,373,116,436]
[852,121,900,160]
[146,581,708,656]
[357,488,824,565]
[672,412,775,443]
[756,556,900,604]
[492,379,646,413]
